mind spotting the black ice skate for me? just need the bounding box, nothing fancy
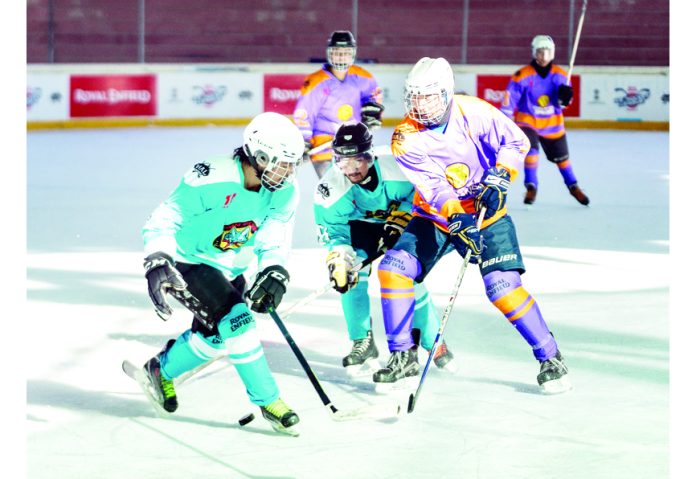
[260,398,300,436]
[373,348,419,393]
[568,183,590,206]
[537,350,572,394]
[432,340,457,372]
[523,183,537,205]
[143,355,179,413]
[343,330,380,377]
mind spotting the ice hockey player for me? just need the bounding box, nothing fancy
[137,112,304,434]
[378,57,571,394]
[501,34,589,206]
[313,122,455,381]
[293,30,384,178]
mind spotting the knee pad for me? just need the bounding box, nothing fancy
[378,249,421,280]
[483,270,522,302]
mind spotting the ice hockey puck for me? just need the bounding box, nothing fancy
[238,413,255,426]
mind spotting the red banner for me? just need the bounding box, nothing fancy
[263,74,305,115]
[70,74,157,117]
[476,74,580,117]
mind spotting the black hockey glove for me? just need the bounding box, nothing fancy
[143,252,188,321]
[474,167,511,219]
[326,248,359,294]
[447,213,484,262]
[378,210,412,252]
[246,265,290,313]
[558,84,574,107]
[360,101,385,129]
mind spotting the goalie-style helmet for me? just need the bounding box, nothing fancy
[332,122,374,183]
[327,30,357,71]
[531,35,555,63]
[404,57,455,126]
[243,112,305,192]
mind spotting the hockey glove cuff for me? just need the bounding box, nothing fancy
[143,252,188,321]
[360,101,385,129]
[246,265,290,313]
[379,210,412,252]
[558,84,574,107]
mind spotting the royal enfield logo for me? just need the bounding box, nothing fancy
[193,162,212,177]
[213,220,258,251]
[192,85,227,107]
[318,183,331,199]
[27,87,42,109]
[483,88,505,103]
[73,88,151,104]
[269,87,300,102]
[614,87,650,110]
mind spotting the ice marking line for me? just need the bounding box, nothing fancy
[129,418,253,476]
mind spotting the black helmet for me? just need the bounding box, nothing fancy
[332,123,372,157]
[327,31,356,48]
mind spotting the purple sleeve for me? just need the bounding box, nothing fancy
[293,81,322,141]
[500,77,522,119]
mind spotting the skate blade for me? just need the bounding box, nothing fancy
[374,375,419,394]
[540,376,573,395]
[132,368,171,418]
[345,358,381,378]
[267,421,300,437]
[435,359,458,373]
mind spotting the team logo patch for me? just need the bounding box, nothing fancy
[213,220,258,251]
[337,104,354,121]
[317,183,331,199]
[445,163,470,189]
[193,162,212,177]
[537,95,550,107]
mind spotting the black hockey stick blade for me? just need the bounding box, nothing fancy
[407,393,417,414]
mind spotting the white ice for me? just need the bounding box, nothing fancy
[25,126,676,478]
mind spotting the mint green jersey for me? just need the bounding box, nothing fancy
[313,154,414,250]
[143,152,299,279]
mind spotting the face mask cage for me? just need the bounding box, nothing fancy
[245,145,298,192]
[327,46,356,71]
[404,88,450,126]
[534,47,554,64]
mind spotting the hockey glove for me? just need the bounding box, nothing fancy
[326,248,358,294]
[474,167,511,219]
[303,140,312,163]
[246,265,290,313]
[360,101,385,129]
[447,213,484,262]
[379,210,412,252]
[143,252,188,321]
[558,84,574,107]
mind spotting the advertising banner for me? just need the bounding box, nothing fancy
[70,74,157,117]
[476,74,581,117]
[158,72,262,119]
[580,74,669,122]
[263,74,305,115]
[27,73,70,121]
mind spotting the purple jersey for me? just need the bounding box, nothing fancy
[391,95,529,230]
[293,64,382,143]
[500,63,569,139]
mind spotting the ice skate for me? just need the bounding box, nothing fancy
[373,348,419,393]
[343,330,380,377]
[432,340,457,373]
[537,350,572,394]
[260,398,300,436]
[142,355,179,413]
[568,183,590,206]
[523,183,537,205]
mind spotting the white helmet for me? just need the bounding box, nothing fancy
[531,35,555,62]
[404,57,455,126]
[243,112,304,191]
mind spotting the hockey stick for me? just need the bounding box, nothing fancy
[567,0,588,82]
[175,252,384,385]
[267,304,400,421]
[407,208,486,414]
[308,140,333,156]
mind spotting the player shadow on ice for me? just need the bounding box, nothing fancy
[27,379,233,430]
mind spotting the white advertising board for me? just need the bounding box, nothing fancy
[26,73,70,121]
[157,72,263,119]
[581,74,669,122]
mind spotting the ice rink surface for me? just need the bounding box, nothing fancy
[26,126,674,478]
